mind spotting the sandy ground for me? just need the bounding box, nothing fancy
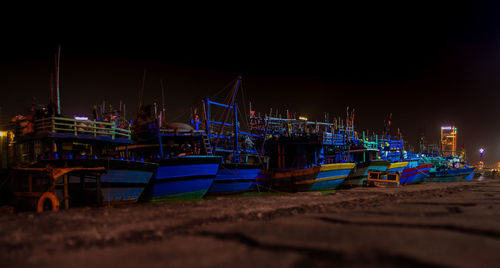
[1,180,500,267]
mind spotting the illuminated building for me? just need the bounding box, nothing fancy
[441,126,457,156]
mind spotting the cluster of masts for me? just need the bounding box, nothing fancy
[30,45,441,155]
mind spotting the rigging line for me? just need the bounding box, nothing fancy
[239,83,251,130]
[167,93,209,122]
[236,106,250,133]
[210,78,236,99]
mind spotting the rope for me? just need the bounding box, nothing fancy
[239,83,251,130]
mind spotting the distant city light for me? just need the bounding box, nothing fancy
[299,116,308,121]
[0,131,5,137]
[441,126,453,130]
[74,116,88,121]
[479,148,485,154]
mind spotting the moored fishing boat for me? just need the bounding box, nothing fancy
[386,161,409,173]
[132,105,221,202]
[399,161,433,184]
[13,112,157,205]
[427,166,476,182]
[262,131,324,192]
[343,158,391,187]
[140,154,221,202]
[210,163,262,195]
[312,163,355,191]
[202,77,265,195]
[424,156,476,182]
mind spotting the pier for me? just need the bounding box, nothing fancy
[2,179,500,267]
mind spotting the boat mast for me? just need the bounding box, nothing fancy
[213,76,241,158]
[55,45,61,115]
[160,79,166,128]
[50,72,54,116]
[138,69,146,112]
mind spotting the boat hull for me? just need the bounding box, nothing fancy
[426,167,476,182]
[312,163,355,191]
[252,170,272,191]
[260,166,321,192]
[341,160,391,187]
[386,162,409,173]
[32,159,156,205]
[141,156,221,202]
[207,163,262,195]
[400,163,432,184]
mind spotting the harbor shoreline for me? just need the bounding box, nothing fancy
[2,180,499,267]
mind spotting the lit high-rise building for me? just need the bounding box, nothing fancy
[441,126,457,156]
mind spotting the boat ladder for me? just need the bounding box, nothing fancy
[202,134,213,154]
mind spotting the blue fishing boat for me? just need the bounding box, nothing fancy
[142,154,221,202]
[13,113,156,205]
[132,104,221,202]
[377,134,411,174]
[424,156,476,182]
[425,167,476,182]
[427,166,476,182]
[7,48,158,206]
[312,163,355,191]
[314,130,357,191]
[400,161,433,184]
[210,163,262,194]
[386,161,409,173]
[202,77,264,195]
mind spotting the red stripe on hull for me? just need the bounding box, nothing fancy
[402,163,433,174]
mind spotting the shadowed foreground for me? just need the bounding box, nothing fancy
[1,180,500,267]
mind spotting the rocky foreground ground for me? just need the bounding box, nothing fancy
[1,180,500,267]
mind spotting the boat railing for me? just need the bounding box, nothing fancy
[158,128,205,136]
[34,117,131,140]
[321,132,346,145]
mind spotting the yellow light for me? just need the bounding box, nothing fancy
[0,131,5,137]
[299,116,308,121]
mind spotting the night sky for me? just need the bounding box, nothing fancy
[1,3,499,166]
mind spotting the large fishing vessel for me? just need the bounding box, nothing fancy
[203,77,264,195]
[131,104,221,202]
[11,105,156,206]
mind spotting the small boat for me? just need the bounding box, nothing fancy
[340,146,391,187]
[343,159,391,187]
[427,166,476,182]
[424,156,476,182]
[366,170,401,187]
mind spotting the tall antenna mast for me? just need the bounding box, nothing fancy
[160,79,166,111]
[55,45,61,115]
[138,69,147,111]
[50,72,54,116]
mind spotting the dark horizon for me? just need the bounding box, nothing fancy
[1,3,499,166]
